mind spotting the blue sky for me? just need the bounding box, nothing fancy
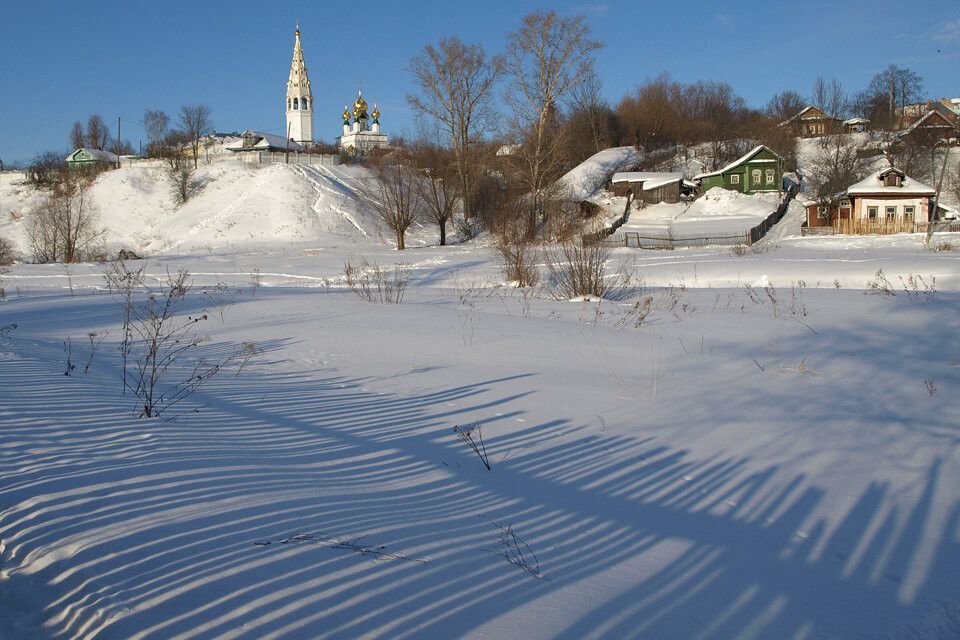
[2,1,958,163]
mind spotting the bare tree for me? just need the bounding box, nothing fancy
[810,77,848,144]
[859,65,924,129]
[564,74,619,160]
[504,10,602,237]
[766,90,806,123]
[161,131,198,204]
[27,178,103,263]
[408,38,501,221]
[144,109,170,157]
[178,104,213,168]
[70,121,85,150]
[806,137,873,209]
[684,80,748,169]
[86,114,111,151]
[371,156,422,250]
[412,142,460,245]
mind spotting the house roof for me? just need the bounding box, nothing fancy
[693,145,782,180]
[778,106,841,127]
[67,148,119,163]
[846,169,935,196]
[901,110,957,136]
[611,171,683,184]
[844,117,869,125]
[225,130,307,153]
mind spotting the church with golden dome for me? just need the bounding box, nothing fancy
[336,89,389,154]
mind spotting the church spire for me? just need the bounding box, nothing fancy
[286,22,313,144]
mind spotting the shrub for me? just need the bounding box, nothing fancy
[343,257,410,303]
[0,236,17,265]
[544,239,629,299]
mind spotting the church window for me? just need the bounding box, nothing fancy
[287,99,291,110]
[293,98,299,110]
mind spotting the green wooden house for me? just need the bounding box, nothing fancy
[66,148,119,168]
[694,145,783,194]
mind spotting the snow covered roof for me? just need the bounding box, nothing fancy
[693,145,781,180]
[844,117,869,125]
[225,130,307,153]
[642,176,684,190]
[67,148,119,163]
[846,169,935,196]
[611,171,683,184]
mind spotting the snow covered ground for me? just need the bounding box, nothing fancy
[621,188,787,237]
[2,230,960,639]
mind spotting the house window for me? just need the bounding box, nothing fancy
[840,199,851,208]
[885,206,896,220]
[752,169,762,185]
[817,206,828,219]
[868,206,878,219]
[730,174,740,185]
[904,206,915,221]
[765,169,774,185]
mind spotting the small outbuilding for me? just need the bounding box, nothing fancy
[694,145,783,195]
[610,172,690,203]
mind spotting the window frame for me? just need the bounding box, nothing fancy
[868,206,879,219]
[885,206,897,220]
[730,173,740,185]
[752,169,762,185]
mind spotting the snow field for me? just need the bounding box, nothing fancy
[1,238,959,639]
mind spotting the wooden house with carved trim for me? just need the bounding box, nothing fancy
[779,106,843,138]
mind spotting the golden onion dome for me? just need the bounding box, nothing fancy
[371,105,380,120]
[342,106,351,122]
[353,94,368,117]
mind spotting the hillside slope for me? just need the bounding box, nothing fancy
[0,161,426,258]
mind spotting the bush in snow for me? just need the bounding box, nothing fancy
[544,239,630,300]
[343,257,410,304]
[0,236,17,266]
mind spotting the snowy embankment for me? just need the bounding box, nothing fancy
[1,238,960,639]
[556,146,642,201]
[0,160,438,258]
[621,188,786,237]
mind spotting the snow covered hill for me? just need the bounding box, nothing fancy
[0,161,438,259]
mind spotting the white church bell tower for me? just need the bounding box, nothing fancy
[285,22,313,145]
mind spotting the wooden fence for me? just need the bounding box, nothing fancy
[801,220,960,236]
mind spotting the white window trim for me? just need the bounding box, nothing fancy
[730,174,740,184]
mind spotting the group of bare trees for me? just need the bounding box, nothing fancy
[406,10,605,241]
[69,114,135,156]
[140,104,213,203]
[27,175,103,263]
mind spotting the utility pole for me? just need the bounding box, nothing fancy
[286,122,291,164]
[927,140,954,245]
[116,117,121,169]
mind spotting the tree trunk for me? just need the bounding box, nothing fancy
[439,220,447,246]
[396,230,405,250]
